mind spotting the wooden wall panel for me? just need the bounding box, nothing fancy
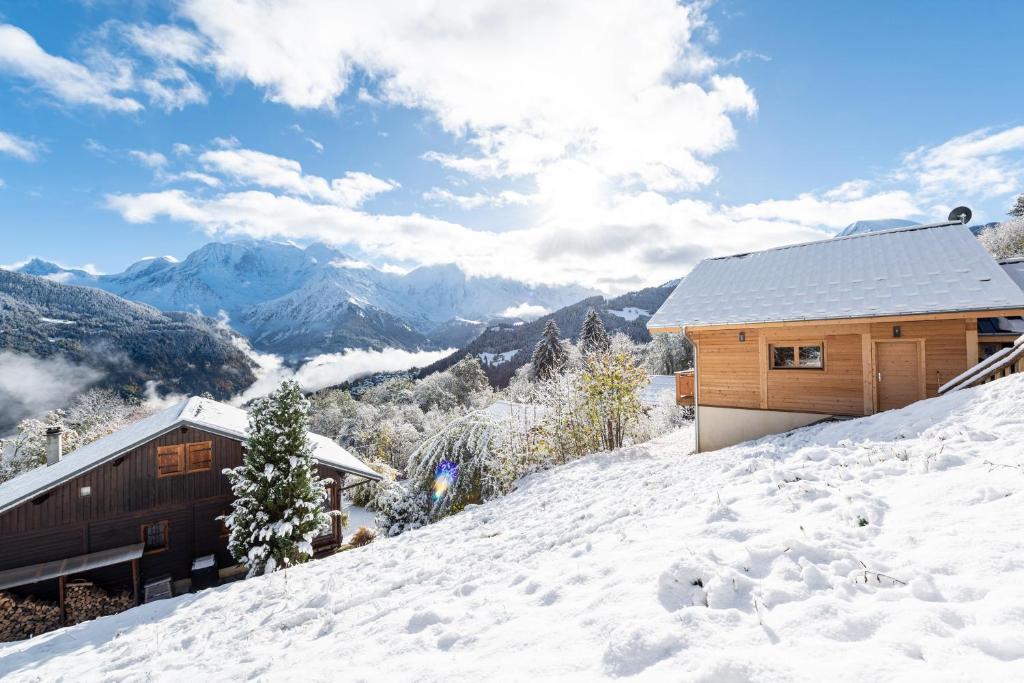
[691,317,975,416]
[766,332,865,415]
[0,427,241,535]
[693,329,761,409]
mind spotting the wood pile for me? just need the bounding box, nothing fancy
[0,583,133,642]
[0,592,58,642]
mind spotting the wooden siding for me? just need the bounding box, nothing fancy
[0,427,346,586]
[766,332,864,415]
[691,328,761,409]
[691,316,975,417]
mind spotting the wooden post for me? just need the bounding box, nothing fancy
[965,319,979,368]
[131,558,140,606]
[758,332,768,409]
[861,333,874,415]
[58,575,67,626]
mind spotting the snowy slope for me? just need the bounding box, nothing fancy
[4,377,1024,681]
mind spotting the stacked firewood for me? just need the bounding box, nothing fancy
[0,584,133,642]
[0,593,59,642]
[65,582,133,625]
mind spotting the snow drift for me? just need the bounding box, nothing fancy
[3,376,1024,681]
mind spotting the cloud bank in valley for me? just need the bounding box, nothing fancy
[233,346,454,405]
[0,351,103,432]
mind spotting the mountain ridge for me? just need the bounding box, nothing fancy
[15,241,596,358]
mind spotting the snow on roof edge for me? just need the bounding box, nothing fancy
[0,397,379,515]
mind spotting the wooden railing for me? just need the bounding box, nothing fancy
[675,370,695,405]
[939,337,1024,395]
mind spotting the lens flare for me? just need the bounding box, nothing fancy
[432,459,459,504]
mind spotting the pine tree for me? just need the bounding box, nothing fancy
[579,308,611,356]
[224,381,333,577]
[531,319,568,381]
[1010,194,1024,218]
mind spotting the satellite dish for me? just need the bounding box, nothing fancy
[948,206,972,225]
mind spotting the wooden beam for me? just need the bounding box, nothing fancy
[918,340,928,400]
[758,332,768,409]
[58,574,67,626]
[683,309,1024,333]
[861,332,874,415]
[131,558,140,606]
[966,319,979,368]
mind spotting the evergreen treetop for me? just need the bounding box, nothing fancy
[1010,194,1024,218]
[579,307,611,356]
[531,319,568,381]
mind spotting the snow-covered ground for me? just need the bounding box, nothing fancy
[607,306,649,321]
[478,349,519,366]
[341,497,377,534]
[3,377,1024,681]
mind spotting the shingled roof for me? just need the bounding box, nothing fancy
[0,397,380,515]
[648,223,1024,331]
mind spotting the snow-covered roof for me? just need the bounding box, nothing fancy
[648,224,1024,330]
[1000,257,1024,291]
[0,397,379,515]
[639,375,676,406]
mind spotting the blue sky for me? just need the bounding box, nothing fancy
[1,1,1022,291]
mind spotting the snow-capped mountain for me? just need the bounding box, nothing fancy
[14,241,596,358]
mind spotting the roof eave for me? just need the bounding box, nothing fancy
[662,306,1024,332]
[0,418,380,514]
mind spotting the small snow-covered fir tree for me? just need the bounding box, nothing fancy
[1009,193,1024,218]
[579,308,611,356]
[224,381,333,577]
[531,319,568,381]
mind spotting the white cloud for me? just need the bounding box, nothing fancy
[172,142,192,156]
[177,0,753,195]
[500,303,550,320]
[0,23,142,112]
[198,148,397,207]
[232,346,454,404]
[306,137,324,152]
[129,149,169,169]
[423,187,532,210]
[0,130,41,161]
[0,178,5,189]
[902,125,1024,203]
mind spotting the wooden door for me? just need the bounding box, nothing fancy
[875,340,925,411]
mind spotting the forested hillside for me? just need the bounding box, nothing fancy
[0,270,256,423]
[419,284,675,386]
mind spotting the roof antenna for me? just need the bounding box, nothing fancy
[948,206,972,225]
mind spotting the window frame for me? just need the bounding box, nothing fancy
[769,341,825,371]
[141,520,170,555]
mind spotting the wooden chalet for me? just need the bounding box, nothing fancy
[648,219,1024,452]
[0,397,380,620]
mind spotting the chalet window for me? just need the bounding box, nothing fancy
[186,441,213,473]
[770,343,824,370]
[141,520,169,554]
[156,444,185,477]
[157,441,212,476]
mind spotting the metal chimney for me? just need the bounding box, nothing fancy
[45,426,63,466]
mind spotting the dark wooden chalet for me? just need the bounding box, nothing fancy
[0,397,380,617]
